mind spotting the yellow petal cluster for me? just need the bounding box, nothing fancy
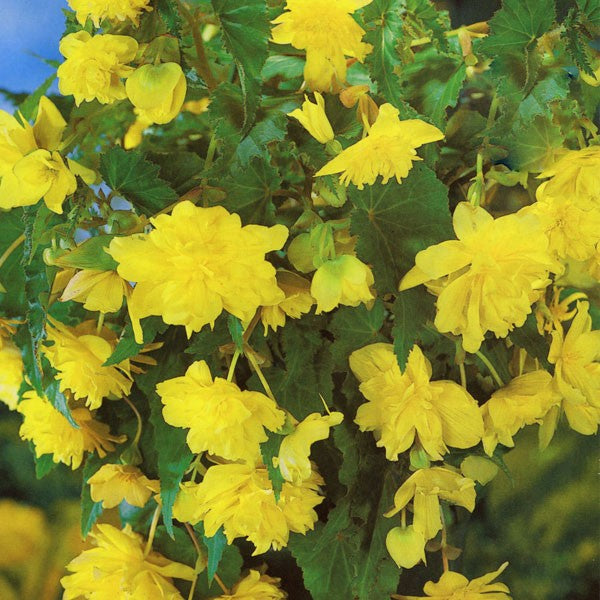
[157,360,285,463]
[172,463,324,555]
[288,93,334,143]
[316,104,444,188]
[60,268,131,313]
[0,339,23,410]
[18,391,124,469]
[214,569,287,600]
[58,32,138,105]
[400,202,560,353]
[350,344,483,461]
[61,523,195,599]
[109,201,288,343]
[68,0,153,27]
[396,563,511,599]
[88,464,160,508]
[311,254,374,313]
[385,467,476,541]
[126,62,187,124]
[0,500,48,567]
[43,319,133,409]
[271,0,373,92]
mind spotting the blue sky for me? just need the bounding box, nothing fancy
[0,0,68,112]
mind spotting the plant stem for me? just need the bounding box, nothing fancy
[123,396,143,447]
[184,523,230,594]
[143,505,161,557]
[459,362,467,389]
[96,312,105,335]
[0,234,25,270]
[226,349,240,383]
[246,351,276,401]
[475,350,505,387]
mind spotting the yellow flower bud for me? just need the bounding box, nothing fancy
[288,92,334,144]
[386,525,426,569]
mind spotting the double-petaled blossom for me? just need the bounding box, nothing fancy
[18,391,124,469]
[316,104,444,188]
[214,570,287,599]
[271,0,373,92]
[0,339,23,410]
[350,344,483,461]
[157,360,285,463]
[59,268,132,313]
[400,202,560,353]
[58,32,138,105]
[108,201,288,343]
[288,93,334,143]
[67,0,153,27]
[88,464,160,509]
[61,524,195,599]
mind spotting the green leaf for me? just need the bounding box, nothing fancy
[195,542,243,596]
[18,73,57,121]
[260,430,285,501]
[211,0,269,133]
[562,7,596,77]
[403,0,451,51]
[81,455,105,537]
[100,147,178,216]
[578,0,600,28]
[0,210,26,315]
[147,151,204,195]
[44,379,78,428]
[104,317,167,367]
[349,163,453,295]
[155,0,183,36]
[198,524,227,583]
[227,314,244,352]
[509,313,551,370]
[32,451,58,480]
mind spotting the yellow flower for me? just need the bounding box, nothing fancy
[315,104,444,188]
[271,0,373,92]
[460,456,499,485]
[0,339,23,410]
[288,93,334,143]
[123,112,153,149]
[157,360,285,463]
[18,391,124,469]
[311,255,374,313]
[67,0,153,27]
[126,62,187,125]
[108,201,288,343]
[59,268,131,313]
[176,463,323,555]
[481,370,560,455]
[214,570,287,599]
[61,523,195,599]
[58,31,138,105]
[0,500,48,567]
[548,301,600,435]
[276,410,343,484]
[183,98,211,115]
[260,270,314,334]
[400,202,559,353]
[88,464,160,509]
[43,319,133,409]
[395,563,511,599]
[350,344,484,461]
[385,467,476,540]
[386,525,427,570]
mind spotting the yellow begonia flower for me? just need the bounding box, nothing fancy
[174,463,323,555]
[58,31,138,105]
[217,569,287,600]
[481,370,560,456]
[271,0,373,92]
[60,268,131,313]
[350,344,483,461]
[18,391,124,470]
[0,500,48,568]
[108,201,288,343]
[548,301,600,435]
[311,254,374,313]
[260,270,314,334]
[183,97,211,115]
[400,202,560,354]
[68,0,153,27]
[315,104,444,188]
[157,360,285,463]
[43,319,133,409]
[386,525,427,570]
[0,339,23,410]
[123,111,153,149]
[61,523,195,600]
[126,62,187,125]
[288,93,334,143]
[276,410,343,484]
[396,563,511,600]
[385,467,476,541]
[88,464,160,509]
[460,455,499,485]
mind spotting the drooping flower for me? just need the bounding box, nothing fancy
[0,339,23,410]
[386,525,427,570]
[271,0,373,92]
[350,344,484,461]
[61,524,195,599]
[126,62,187,124]
[0,500,48,567]
[213,570,287,600]
[67,0,153,27]
[276,410,343,484]
[18,391,124,469]
[311,254,374,313]
[43,319,133,409]
[315,104,444,188]
[394,563,511,599]
[385,467,476,540]
[57,31,138,105]
[59,268,131,313]
[260,270,314,333]
[88,464,160,508]
[288,93,334,143]
[108,201,288,343]
[399,202,560,353]
[157,360,285,463]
